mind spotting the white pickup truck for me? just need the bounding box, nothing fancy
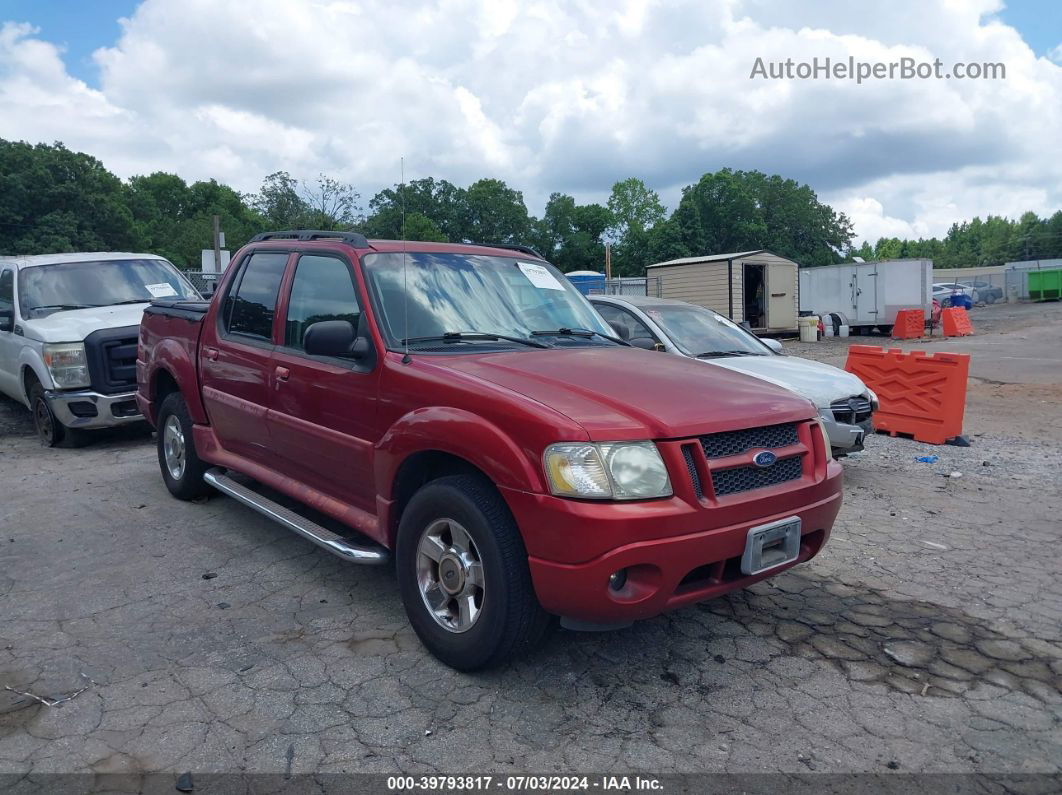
[0,252,200,446]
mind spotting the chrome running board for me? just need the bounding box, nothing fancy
[203,468,390,565]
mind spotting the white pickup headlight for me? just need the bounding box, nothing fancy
[43,342,90,389]
[816,418,833,460]
[544,441,673,500]
[866,388,879,411]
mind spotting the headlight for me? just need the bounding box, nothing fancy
[43,342,90,389]
[544,441,672,500]
[816,418,833,460]
[866,388,879,411]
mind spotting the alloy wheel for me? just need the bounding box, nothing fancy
[162,414,187,481]
[415,518,485,633]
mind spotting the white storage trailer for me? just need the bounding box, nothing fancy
[798,259,932,334]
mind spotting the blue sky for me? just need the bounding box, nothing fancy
[4,0,1060,86]
[1,0,138,83]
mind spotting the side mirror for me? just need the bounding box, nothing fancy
[762,338,783,354]
[608,321,630,341]
[0,309,12,332]
[630,337,658,351]
[304,320,369,359]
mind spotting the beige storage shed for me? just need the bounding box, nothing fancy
[646,250,800,332]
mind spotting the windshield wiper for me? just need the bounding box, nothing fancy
[696,350,763,358]
[28,304,95,314]
[530,327,630,346]
[401,331,549,349]
[108,298,155,305]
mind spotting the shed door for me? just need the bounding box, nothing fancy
[766,263,796,329]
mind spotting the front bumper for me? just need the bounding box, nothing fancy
[504,459,843,624]
[45,389,144,430]
[821,410,873,453]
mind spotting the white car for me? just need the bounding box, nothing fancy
[932,282,977,306]
[590,295,878,456]
[0,252,200,446]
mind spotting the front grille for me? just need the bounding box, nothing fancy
[103,340,138,387]
[710,455,803,497]
[85,326,140,394]
[700,422,799,459]
[830,396,873,425]
[682,445,703,499]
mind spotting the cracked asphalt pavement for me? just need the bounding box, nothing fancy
[0,301,1059,778]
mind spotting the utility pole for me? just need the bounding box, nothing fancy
[604,243,612,280]
[213,215,222,273]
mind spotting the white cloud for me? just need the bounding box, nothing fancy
[0,0,1060,244]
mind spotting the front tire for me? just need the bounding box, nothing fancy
[156,392,212,500]
[396,475,550,671]
[30,383,89,448]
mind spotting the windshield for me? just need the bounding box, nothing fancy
[361,252,614,349]
[18,258,200,318]
[642,303,772,357]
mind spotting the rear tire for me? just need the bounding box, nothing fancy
[29,383,89,448]
[156,392,212,500]
[396,474,551,671]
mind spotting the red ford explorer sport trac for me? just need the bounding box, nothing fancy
[136,231,843,670]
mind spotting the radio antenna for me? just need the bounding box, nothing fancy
[400,156,411,364]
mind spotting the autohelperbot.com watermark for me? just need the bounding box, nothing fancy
[750,56,1006,83]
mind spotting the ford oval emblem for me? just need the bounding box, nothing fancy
[752,450,777,468]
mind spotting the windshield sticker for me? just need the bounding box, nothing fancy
[517,262,566,291]
[145,282,178,298]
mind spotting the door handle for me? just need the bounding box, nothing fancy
[275,366,290,383]
[205,347,219,361]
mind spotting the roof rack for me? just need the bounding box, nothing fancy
[474,242,546,260]
[251,230,371,248]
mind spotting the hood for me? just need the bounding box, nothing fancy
[427,346,817,440]
[24,304,149,343]
[702,354,868,407]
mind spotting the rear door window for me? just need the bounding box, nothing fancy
[224,252,289,340]
[283,255,361,350]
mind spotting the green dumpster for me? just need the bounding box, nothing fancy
[1028,269,1062,301]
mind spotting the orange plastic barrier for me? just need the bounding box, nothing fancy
[941,307,974,337]
[844,345,970,445]
[891,309,925,339]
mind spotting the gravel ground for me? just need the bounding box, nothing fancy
[0,301,1059,781]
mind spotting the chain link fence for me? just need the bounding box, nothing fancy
[587,276,662,297]
[180,270,220,297]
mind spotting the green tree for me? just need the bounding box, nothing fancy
[300,174,362,230]
[250,171,308,229]
[645,218,690,264]
[606,178,666,275]
[401,212,447,242]
[666,169,851,266]
[463,178,531,244]
[0,140,135,254]
[362,177,466,241]
[530,193,612,271]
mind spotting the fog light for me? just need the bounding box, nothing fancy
[608,569,628,591]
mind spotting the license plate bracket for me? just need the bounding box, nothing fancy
[741,517,801,576]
